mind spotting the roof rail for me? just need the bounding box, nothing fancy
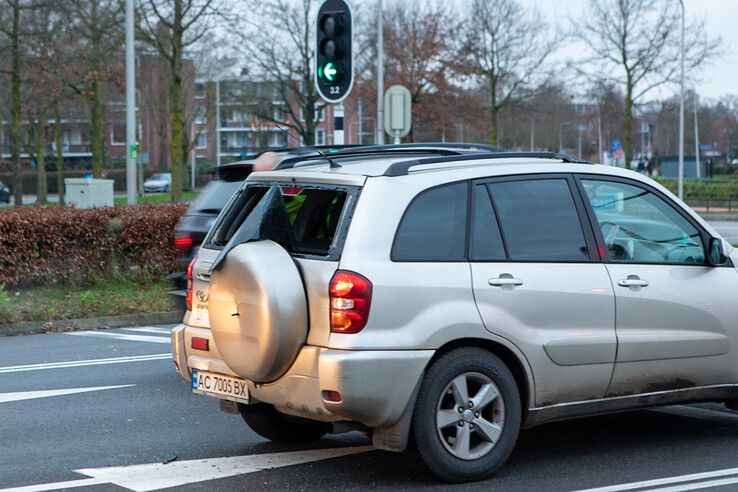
[383,152,592,177]
[273,146,470,171]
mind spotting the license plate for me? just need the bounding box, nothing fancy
[191,369,249,403]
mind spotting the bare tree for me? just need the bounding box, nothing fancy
[574,0,721,163]
[138,0,217,202]
[20,2,71,204]
[0,0,40,206]
[64,0,124,178]
[461,0,560,146]
[381,1,457,142]
[236,0,323,145]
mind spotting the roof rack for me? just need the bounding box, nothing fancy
[383,152,592,177]
[273,145,472,171]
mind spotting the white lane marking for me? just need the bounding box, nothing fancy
[65,331,170,344]
[0,354,171,374]
[0,385,134,404]
[0,478,105,492]
[648,476,738,492]
[121,327,172,335]
[74,446,374,491]
[573,467,738,491]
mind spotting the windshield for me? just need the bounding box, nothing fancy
[150,174,169,180]
[189,180,242,214]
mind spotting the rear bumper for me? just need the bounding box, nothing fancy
[171,323,433,428]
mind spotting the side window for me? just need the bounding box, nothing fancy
[471,184,506,260]
[392,182,468,261]
[581,179,705,264]
[489,179,589,261]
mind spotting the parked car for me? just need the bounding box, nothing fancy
[143,173,172,193]
[0,180,10,203]
[173,147,738,482]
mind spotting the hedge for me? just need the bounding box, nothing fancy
[0,203,187,287]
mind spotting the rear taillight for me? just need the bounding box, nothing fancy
[175,232,193,251]
[330,270,372,334]
[186,256,197,311]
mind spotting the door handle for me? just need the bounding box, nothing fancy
[489,277,523,287]
[617,278,649,287]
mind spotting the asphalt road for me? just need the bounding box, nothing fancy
[5,326,738,491]
[711,220,738,244]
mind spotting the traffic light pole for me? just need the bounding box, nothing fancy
[334,104,344,145]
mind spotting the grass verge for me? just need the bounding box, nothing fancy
[114,191,199,205]
[0,273,173,325]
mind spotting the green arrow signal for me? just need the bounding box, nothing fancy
[323,62,337,82]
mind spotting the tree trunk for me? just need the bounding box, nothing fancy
[488,74,498,146]
[623,83,634,165]
[10,2,22,207]
[303,91,315,146]
[90,78,105,177]
[169,0,185,203]
[55,110,64,205]
[35,116,47,204]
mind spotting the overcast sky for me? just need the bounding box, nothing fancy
[524,0,737,101]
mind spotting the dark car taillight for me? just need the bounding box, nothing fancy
[175,232,193,253]
[330,270,372,334]
[186,256,197,311]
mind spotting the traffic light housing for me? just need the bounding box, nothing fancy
[315,0,353,104]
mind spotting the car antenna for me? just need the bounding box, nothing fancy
[269,119,342,169]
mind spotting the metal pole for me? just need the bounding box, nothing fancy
[357,99,363,145]
[678,0,685,199]
[577,125,583,159]
[334,104,345,145]
[376,0,384,144]
[530,116,534,151]
[216,80,221,167]
[597,109,603,164]
[125,0,136,205]
[694,91,700,178]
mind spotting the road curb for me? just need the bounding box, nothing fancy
[0,311,183,336]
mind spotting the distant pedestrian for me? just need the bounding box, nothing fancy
[645,159,654,176]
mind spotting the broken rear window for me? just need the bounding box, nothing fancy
[205,183,359,259]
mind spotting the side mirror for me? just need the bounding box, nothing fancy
[708,237,727,266]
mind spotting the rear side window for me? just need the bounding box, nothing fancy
[206,184,355,259]
[471,184,506,260]
[489,179,589,261]
[392,182,468,261]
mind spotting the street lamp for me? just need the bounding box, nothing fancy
[678,0,685,199]
[559,122,572,154]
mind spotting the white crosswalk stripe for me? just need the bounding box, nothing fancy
[121,327,173,335]
[65,330,170,344]
[0,353,171,374]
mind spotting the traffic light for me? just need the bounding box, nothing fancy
[315,0,353,104]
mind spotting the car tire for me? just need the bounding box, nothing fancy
[239,403,330,443]
[411,348,521,483]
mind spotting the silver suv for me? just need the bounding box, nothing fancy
[172,149,738,483]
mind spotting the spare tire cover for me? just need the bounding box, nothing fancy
[208,240,307,383]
